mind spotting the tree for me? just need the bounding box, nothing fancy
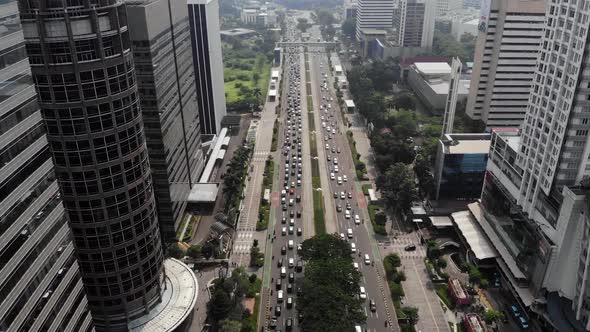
[202,241,216,259]
[252,87,262,103]
[376,163,418,216]
[187,245,202,259]
[210,289,233,321]
[297,18,311,32]
[304,258,362,296]
[389,281,405,299]
[341,18,356,37]
[385,253,402,269]
[300,233,352,261]
[426,240,441,260]
[467,264,482,284]
[401,306,419,325]
[484,309,505,324]
[220,319,242,332]
[167,243,184,259]
[391,92,416,110]
[252,72,260,83]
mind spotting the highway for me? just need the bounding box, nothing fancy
[306,39,399,331]
[262,19,399,331]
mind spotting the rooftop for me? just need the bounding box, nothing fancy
[188,183,220,203]
[446,140,490,154]
[345,100,355,108]
[414,62,451,75]
[129,259,198,331]
[400,56,450,68]
[426,78,470,95]
[451,210,497,260]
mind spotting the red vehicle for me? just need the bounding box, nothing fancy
[448,278,470,306]
[463,314,485,332]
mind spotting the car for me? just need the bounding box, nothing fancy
[278,258,283,267]
[370,299,377,312]
[334,192,338,199]
[340,191,346,199]
[340,233,345,241]
[277,290,284,302]
[343,175,348,182]
[404,244,417,251]
[345,210,351,219]
[290,218,295,226]
[330,172,335,180]
[297,227,302,236]
[337,177,342,185]
[289,210,294,218]
[289,226,294,234]
[270,317,277,329]
[287,296,293,308]
[348,192,353,199]
[288,257,294,268]
[276,278,282,290]
[511,305,521,317]
[359,286,367,300]
[282,227,287,235]
[297,179,301,186]
[325,144,330,150]
[282,217,287,224]
[518,316,529,329]
[289,272,295,283]
[337,204,342,212]
[275,305,282,316]
[282,204,287,211]
[337,148,341,153]
[350,242,357,253]
[281,246,287,255]
[346,203,352,210]
[364,254,371,265]
[288,240,294,249]
[287,283,294,293]
[289,199,294,206]
[353,262,359,270]
[286,318,293,331]
[355,215,361,224]
[296,260,303,272]
[296,210,301,218]
[347,228,353,238]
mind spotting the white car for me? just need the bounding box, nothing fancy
[282,227,287,235]
[345,210,351,219]
[347,228,353,238]
[325,144,330,150]
[359,286,367,300]
[288,240,294,249]
[350,242,357,253]
[337,176,342,185]
[353,262,359,270]
[343,175,348,182]
[340,233,345,241]
[278,290,284,302]
[288,257,294,268]
[355,214,361,224]
[340,191,345,199]
[330,172,335,180]
[364,254,371,265]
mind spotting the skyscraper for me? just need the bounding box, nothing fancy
[0,2,92,331]
[465,0,546,128]
[16,0,165,330]
[188,0,227,135]
[392,0,436,48]
[355,0,395,41]
[127,0,205,242]
[436,0,463,16]
[468,1,590,329]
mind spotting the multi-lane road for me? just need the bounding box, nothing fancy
[263,21,399,331]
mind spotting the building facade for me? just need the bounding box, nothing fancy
[355,0,395,40]
[17,0,166,330]
[188,0,227,136]
[467,1,590,329]
[392,0,436,48]
[127,0,205,241]
[436,0,463,16]
[0,2,93,331]
[465,0,546,128]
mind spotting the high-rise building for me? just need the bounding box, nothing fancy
[464,1,590,330]
[355,0,395,40]
[127,0,205,242]
[188,0,227,135]
[436,0,463,17]
[344,0,358,20]
[0,2,93,331]
[16,0,175,330]
[392,0,436,48]
[465,0,546,128]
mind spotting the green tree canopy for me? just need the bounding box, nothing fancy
[300,233,352,261]
[187,245,202,258]
[376,163,418,215]
[342,18,356,37]
[167,243,184,259]
[210,289,233,321]
[220,319,242,332]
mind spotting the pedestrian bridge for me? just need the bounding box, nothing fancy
[277,41,338,47]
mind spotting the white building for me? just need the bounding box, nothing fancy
[241,8,259,24]
[188,0,227,135]
[465,1,590,330]
[436,0,463,17]
[465,0,546,128]
[355,0,395,40]
[407,62,469,111]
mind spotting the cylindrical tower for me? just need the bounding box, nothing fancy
[16,0,165,330]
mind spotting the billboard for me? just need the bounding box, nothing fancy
[478,0,491,32]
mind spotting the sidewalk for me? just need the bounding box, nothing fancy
[229,66,281,268]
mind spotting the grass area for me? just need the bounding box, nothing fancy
[257,159,274,231]
[223,47,270,104]
[362,184,372,195]
[181,215,199,242]
[436,284,453,309]
[346,131,367,180]
[313,190,326,234]
[241,279,262,331]
[175,214,190,241]
[271,120,279,152]
[368,203,386,235]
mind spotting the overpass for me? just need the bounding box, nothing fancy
[276,41,338,47]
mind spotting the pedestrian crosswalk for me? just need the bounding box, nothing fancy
[380,234,427,259]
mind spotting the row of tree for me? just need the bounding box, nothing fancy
[223,144,252,223]
[297,234,366,330]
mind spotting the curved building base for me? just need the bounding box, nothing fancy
[128,258,198,332]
